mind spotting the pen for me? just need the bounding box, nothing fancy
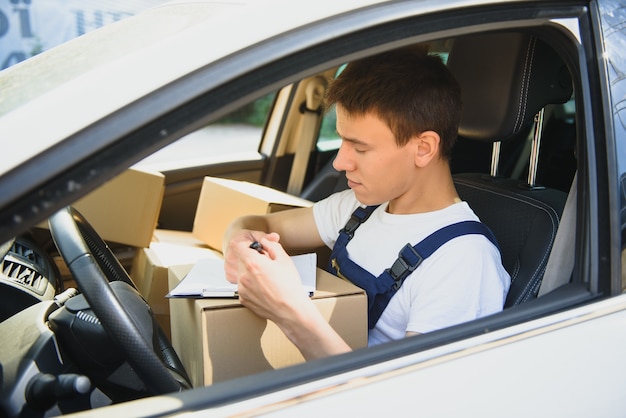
[249,241,264,253]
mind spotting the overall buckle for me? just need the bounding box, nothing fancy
[388,244,423,289]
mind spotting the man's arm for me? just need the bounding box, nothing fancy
[222,206,324,254]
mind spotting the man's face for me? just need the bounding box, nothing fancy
[333,105,417,206]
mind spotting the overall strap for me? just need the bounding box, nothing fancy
[368,220,500,328]
[327,205,377,282]
[386,220,499,285]
[333,205,378,249]
[327,205,502,330]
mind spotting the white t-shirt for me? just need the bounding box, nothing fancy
[313,189,511,346]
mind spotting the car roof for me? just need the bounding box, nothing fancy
[0,0,390,176]
[0,0,542,177]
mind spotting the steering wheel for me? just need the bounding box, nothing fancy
[48,206,191,395]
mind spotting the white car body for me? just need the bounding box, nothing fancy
[0,0,624,416]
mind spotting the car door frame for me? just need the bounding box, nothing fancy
[0,0,618,412]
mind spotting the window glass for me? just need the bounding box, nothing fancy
[317,105,341,152]
[0,1,172,70]
[315,64,345,152]
[136,92,276,170]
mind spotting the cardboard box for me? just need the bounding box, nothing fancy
[131,235,222,339]
[152,229,208,247]
[168,264,367,387]
[192,177,313,250]
[40,168,165,248]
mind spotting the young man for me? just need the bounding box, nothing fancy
[223,46,510,360]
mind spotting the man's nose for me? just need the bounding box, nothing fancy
[333,143,353,172]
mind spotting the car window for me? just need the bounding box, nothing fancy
[317,105,340,151]
[135,92,276,170]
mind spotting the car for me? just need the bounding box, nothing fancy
[0,0,625,416]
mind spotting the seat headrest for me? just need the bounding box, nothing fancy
[447,33,572,142]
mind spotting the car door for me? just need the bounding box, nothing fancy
[118,0,622,414]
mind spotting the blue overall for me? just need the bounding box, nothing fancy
[327,205,500,329]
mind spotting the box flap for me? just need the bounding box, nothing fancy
[192,177,313,250]
[150,242,223,267]
[208,177,312,208]
[170,265,364,311]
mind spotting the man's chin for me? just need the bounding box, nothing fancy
[352,190,383,206]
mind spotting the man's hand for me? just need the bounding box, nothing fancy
[223,229,278,283]
[233,235,311,324]
[219,208,349,360]
[227,234,351,360]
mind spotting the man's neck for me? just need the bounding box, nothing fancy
[387,163,459,215]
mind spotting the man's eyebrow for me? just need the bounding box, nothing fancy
[337,134,368,146]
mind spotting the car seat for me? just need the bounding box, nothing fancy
[446,32,573,306]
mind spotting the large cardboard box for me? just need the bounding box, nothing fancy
[40,168,165,248]
[192,177,313,250]
[152,229,209,246]
[131,234,222,339]
[168,264,367,387]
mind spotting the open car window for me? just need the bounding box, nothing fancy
[135,92,276,171]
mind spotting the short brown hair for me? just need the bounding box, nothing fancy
[325,45,461,159]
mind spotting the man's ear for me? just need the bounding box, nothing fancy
[413,130,441,168]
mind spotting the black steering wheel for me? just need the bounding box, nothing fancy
[48,206,191,395]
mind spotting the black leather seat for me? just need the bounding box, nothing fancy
[447,33,573,307]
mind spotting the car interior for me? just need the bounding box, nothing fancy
[0,19,594,416]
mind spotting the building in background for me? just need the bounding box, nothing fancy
[0,0,167,70]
